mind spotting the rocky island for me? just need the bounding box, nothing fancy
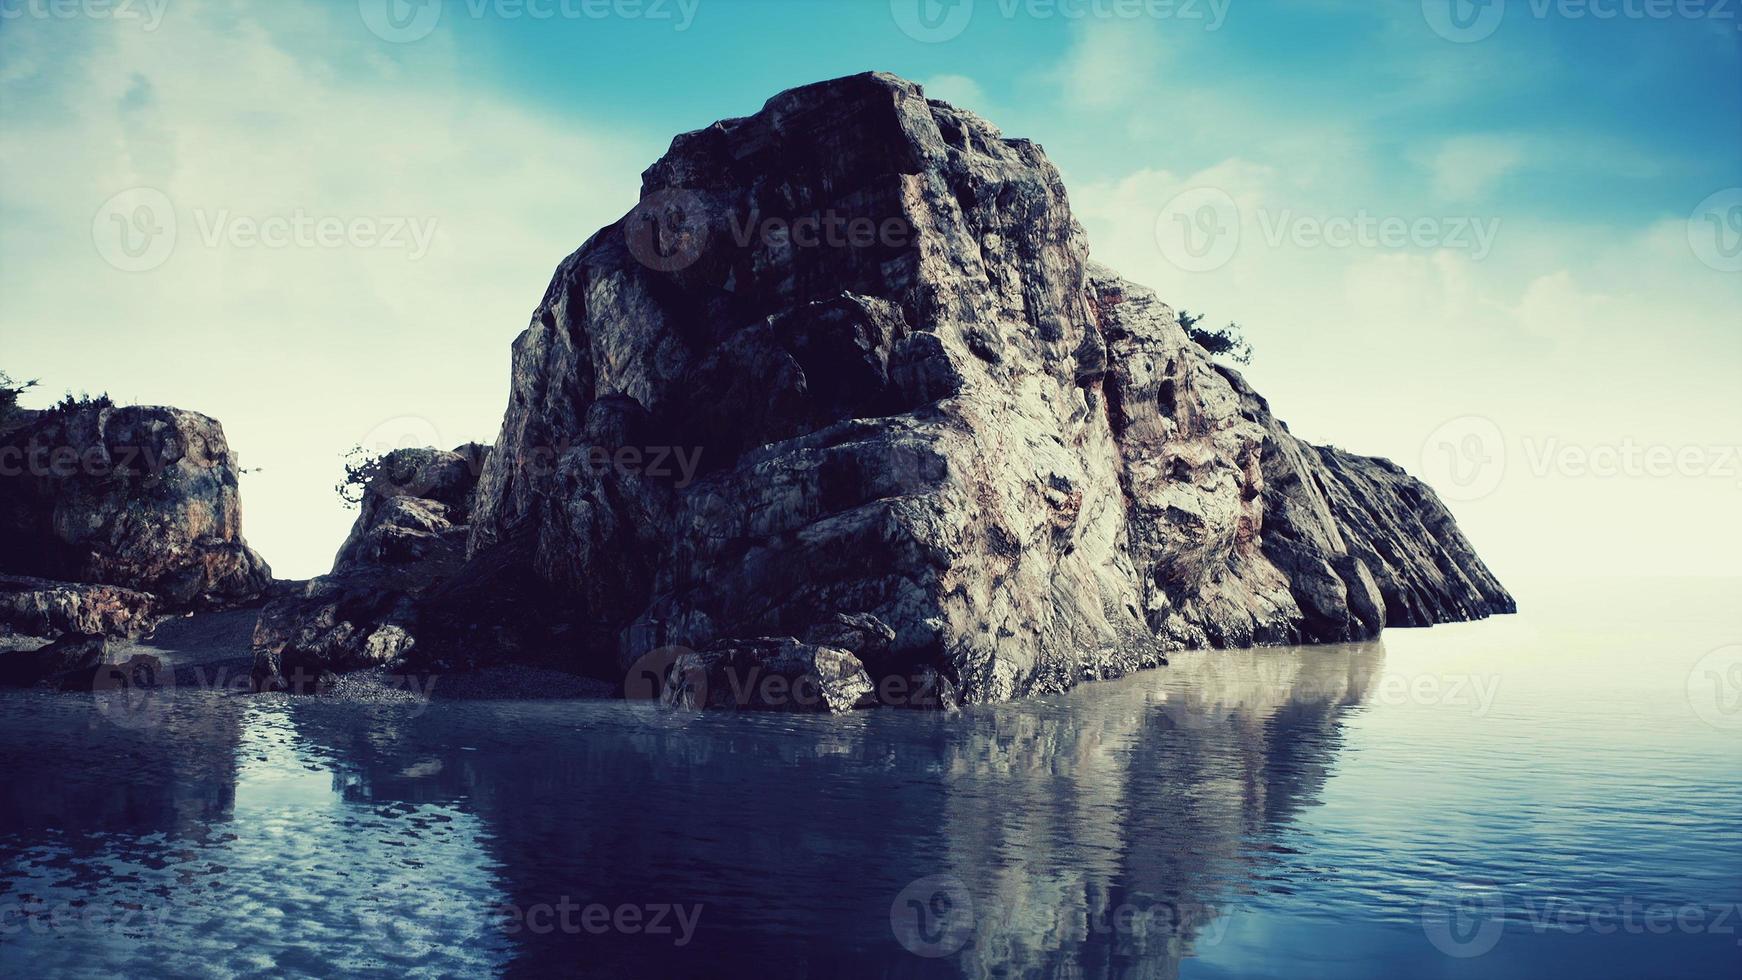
[3,73,1513,710]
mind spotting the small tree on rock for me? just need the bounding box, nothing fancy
[1177,311,1253,365]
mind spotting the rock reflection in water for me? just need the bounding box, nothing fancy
[0,640,1380,978]
[273,640,1382,978]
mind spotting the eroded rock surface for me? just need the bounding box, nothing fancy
[0,405,270,608]
[0,574,158,639]
[301,72,1513,707]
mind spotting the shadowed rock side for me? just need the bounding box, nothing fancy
[0,404,269,640]
[252,445,488,687]
[418,71,1507,707]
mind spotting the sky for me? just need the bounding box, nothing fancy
[1,0,1738,582]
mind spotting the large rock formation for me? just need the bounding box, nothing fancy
[252,444,487,686]
[315,73,1515,708]
[0,403,270,633]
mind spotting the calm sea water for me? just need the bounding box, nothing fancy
[1,577,1737,979]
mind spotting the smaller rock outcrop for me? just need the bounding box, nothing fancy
[252,444,488,688]
[0,574,158,639]
[0,403,271,609]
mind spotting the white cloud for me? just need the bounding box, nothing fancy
[0,1,653,578]
[1428,134,1528,201]
[1050,20,1164,110]
[920,74,988,113]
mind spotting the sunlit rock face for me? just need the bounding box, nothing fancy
[452,71,1511,706]
[0,404,269,611]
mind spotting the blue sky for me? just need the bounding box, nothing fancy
[2,0,1739,579]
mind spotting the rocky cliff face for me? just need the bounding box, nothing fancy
[432,73,1511,707]
[0,404,270,620]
